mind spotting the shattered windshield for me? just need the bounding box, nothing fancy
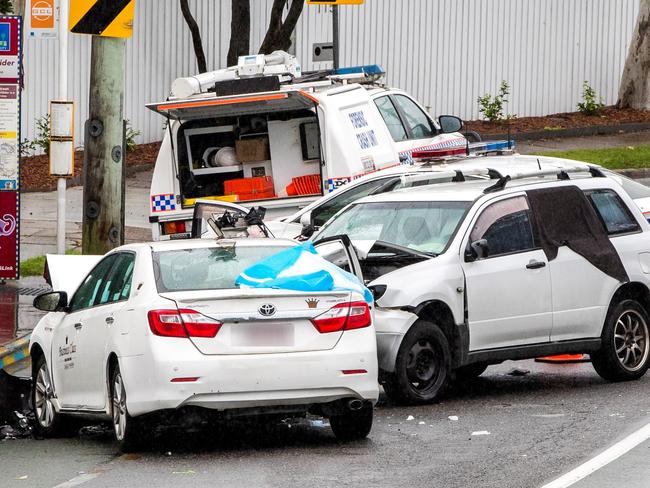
[317,201,471,255]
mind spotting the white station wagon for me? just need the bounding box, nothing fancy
[29,238,379,450]
[316,166,650,404]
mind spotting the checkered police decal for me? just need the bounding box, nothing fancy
[151,194,176,212]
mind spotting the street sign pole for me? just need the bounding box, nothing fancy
[56,0,68,254]
[332,4,339,70]
[82,35,126,255]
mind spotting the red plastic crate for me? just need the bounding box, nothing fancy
[237,190,276,201]
[224,176,274,197]
[291,174,321,195]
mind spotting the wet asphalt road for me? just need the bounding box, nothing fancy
[2,359,650,488]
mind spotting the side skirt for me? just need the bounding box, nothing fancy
[465,338,601,365]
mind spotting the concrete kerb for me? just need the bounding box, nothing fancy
[482,122,650,142]
[0,333,31,372]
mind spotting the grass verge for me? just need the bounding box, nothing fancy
[533,145,650,170]
[20,249,81,277]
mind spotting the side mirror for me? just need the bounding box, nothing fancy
[465,239,489,262]
[438,115,463,134]
[33,291,68,312]
[299,210,315,240]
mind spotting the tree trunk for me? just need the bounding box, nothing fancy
[227,0,250,66]
[180,0,208,74]
[618,0,650,110]
[259,0,304,54]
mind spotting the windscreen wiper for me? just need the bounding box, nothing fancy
[370,240,437,259]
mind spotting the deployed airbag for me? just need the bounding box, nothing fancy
[526,186,628,283]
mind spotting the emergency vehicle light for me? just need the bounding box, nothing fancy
[468,140,516,154]
[334,65,385,76]
[410,147,467,159]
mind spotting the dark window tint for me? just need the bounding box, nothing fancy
[587,189,640,235]
[393,95,435,139]
[69,255,119,312]
[374,96,408,142]
[96,253,136,306]
[311,177,398,227]
[471,197,535,257]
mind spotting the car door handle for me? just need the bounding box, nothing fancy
[526,260,547,270]
[74,322,83,330]
[105,317,114,325]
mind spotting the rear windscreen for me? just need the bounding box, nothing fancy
[154,246,291,292]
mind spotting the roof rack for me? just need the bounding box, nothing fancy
[482,164,606,193]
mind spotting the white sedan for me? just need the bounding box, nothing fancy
[30,238,379,450]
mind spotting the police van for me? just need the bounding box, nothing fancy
[147,52,467,240]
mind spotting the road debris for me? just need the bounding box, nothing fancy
[471,431,491,436]
[448,416,459,421]
[507,367,530,376]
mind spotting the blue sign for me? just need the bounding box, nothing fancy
[0,22,10,52]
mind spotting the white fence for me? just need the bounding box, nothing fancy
[20,0,640,146]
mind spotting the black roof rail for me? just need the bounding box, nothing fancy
[557,170,570,180]
[451,170,465,182]
[487,168,504,180]
[588,165,606,178]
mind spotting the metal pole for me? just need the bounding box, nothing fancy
[82,36,126,255]
[56,0,69,254]
[332,5,339,70]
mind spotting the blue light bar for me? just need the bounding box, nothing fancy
[334,65,385,76]
[468,140,516,154]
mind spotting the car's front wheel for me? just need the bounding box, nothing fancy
[382,320,451,404]
[110,363,144,452]
[329,403,373,441]
[592,299,650,381]
[32,354,74,437]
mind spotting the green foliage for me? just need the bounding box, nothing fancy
[20,115,51,157]
[477,80,515,122]
[20,249,81,277]
[533,145,650,170]
[125,120,141,153]
[577,81,605,116]
[0,0,13,14]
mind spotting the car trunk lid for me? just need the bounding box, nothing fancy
[159,288,352,355]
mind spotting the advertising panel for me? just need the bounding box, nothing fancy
[0,191,19,280]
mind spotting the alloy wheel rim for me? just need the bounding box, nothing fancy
[112,373,127,441]
[34,363,54,428]
[406,339,441,392]
[614,309,649,372]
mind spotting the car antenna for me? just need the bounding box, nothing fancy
[536,158,542,170]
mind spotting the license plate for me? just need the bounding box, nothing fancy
[231,323,295,347]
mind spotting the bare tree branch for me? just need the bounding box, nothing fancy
[259,0,304,54]
[180,0,208,74]
[227,0,251,66]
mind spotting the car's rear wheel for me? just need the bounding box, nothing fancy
[110,363,143,452]
[592,299,650,382]
[329,403,373,441]
[32,354,74,437]
[383,320,451,405]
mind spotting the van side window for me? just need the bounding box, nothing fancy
[393,95,435,139]
[470,197,535,257]
[374,96,408,142]
[585,189,640,235]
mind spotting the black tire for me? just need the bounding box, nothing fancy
[32,354,75,437]
[329,403,373,441]
[382,320,452,405]
[454,362,489,382]
[110,363,144,452]
[592,299,650,382]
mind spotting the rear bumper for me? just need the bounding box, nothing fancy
[120,329,379,417]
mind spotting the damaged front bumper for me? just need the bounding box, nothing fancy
[374,306,419,374]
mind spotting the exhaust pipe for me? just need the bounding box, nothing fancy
[347,399,364,411]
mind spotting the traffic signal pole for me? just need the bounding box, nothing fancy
[82,36,126,255]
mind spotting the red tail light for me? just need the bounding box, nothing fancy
[311,301,371,333]
[148,309,222,338]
